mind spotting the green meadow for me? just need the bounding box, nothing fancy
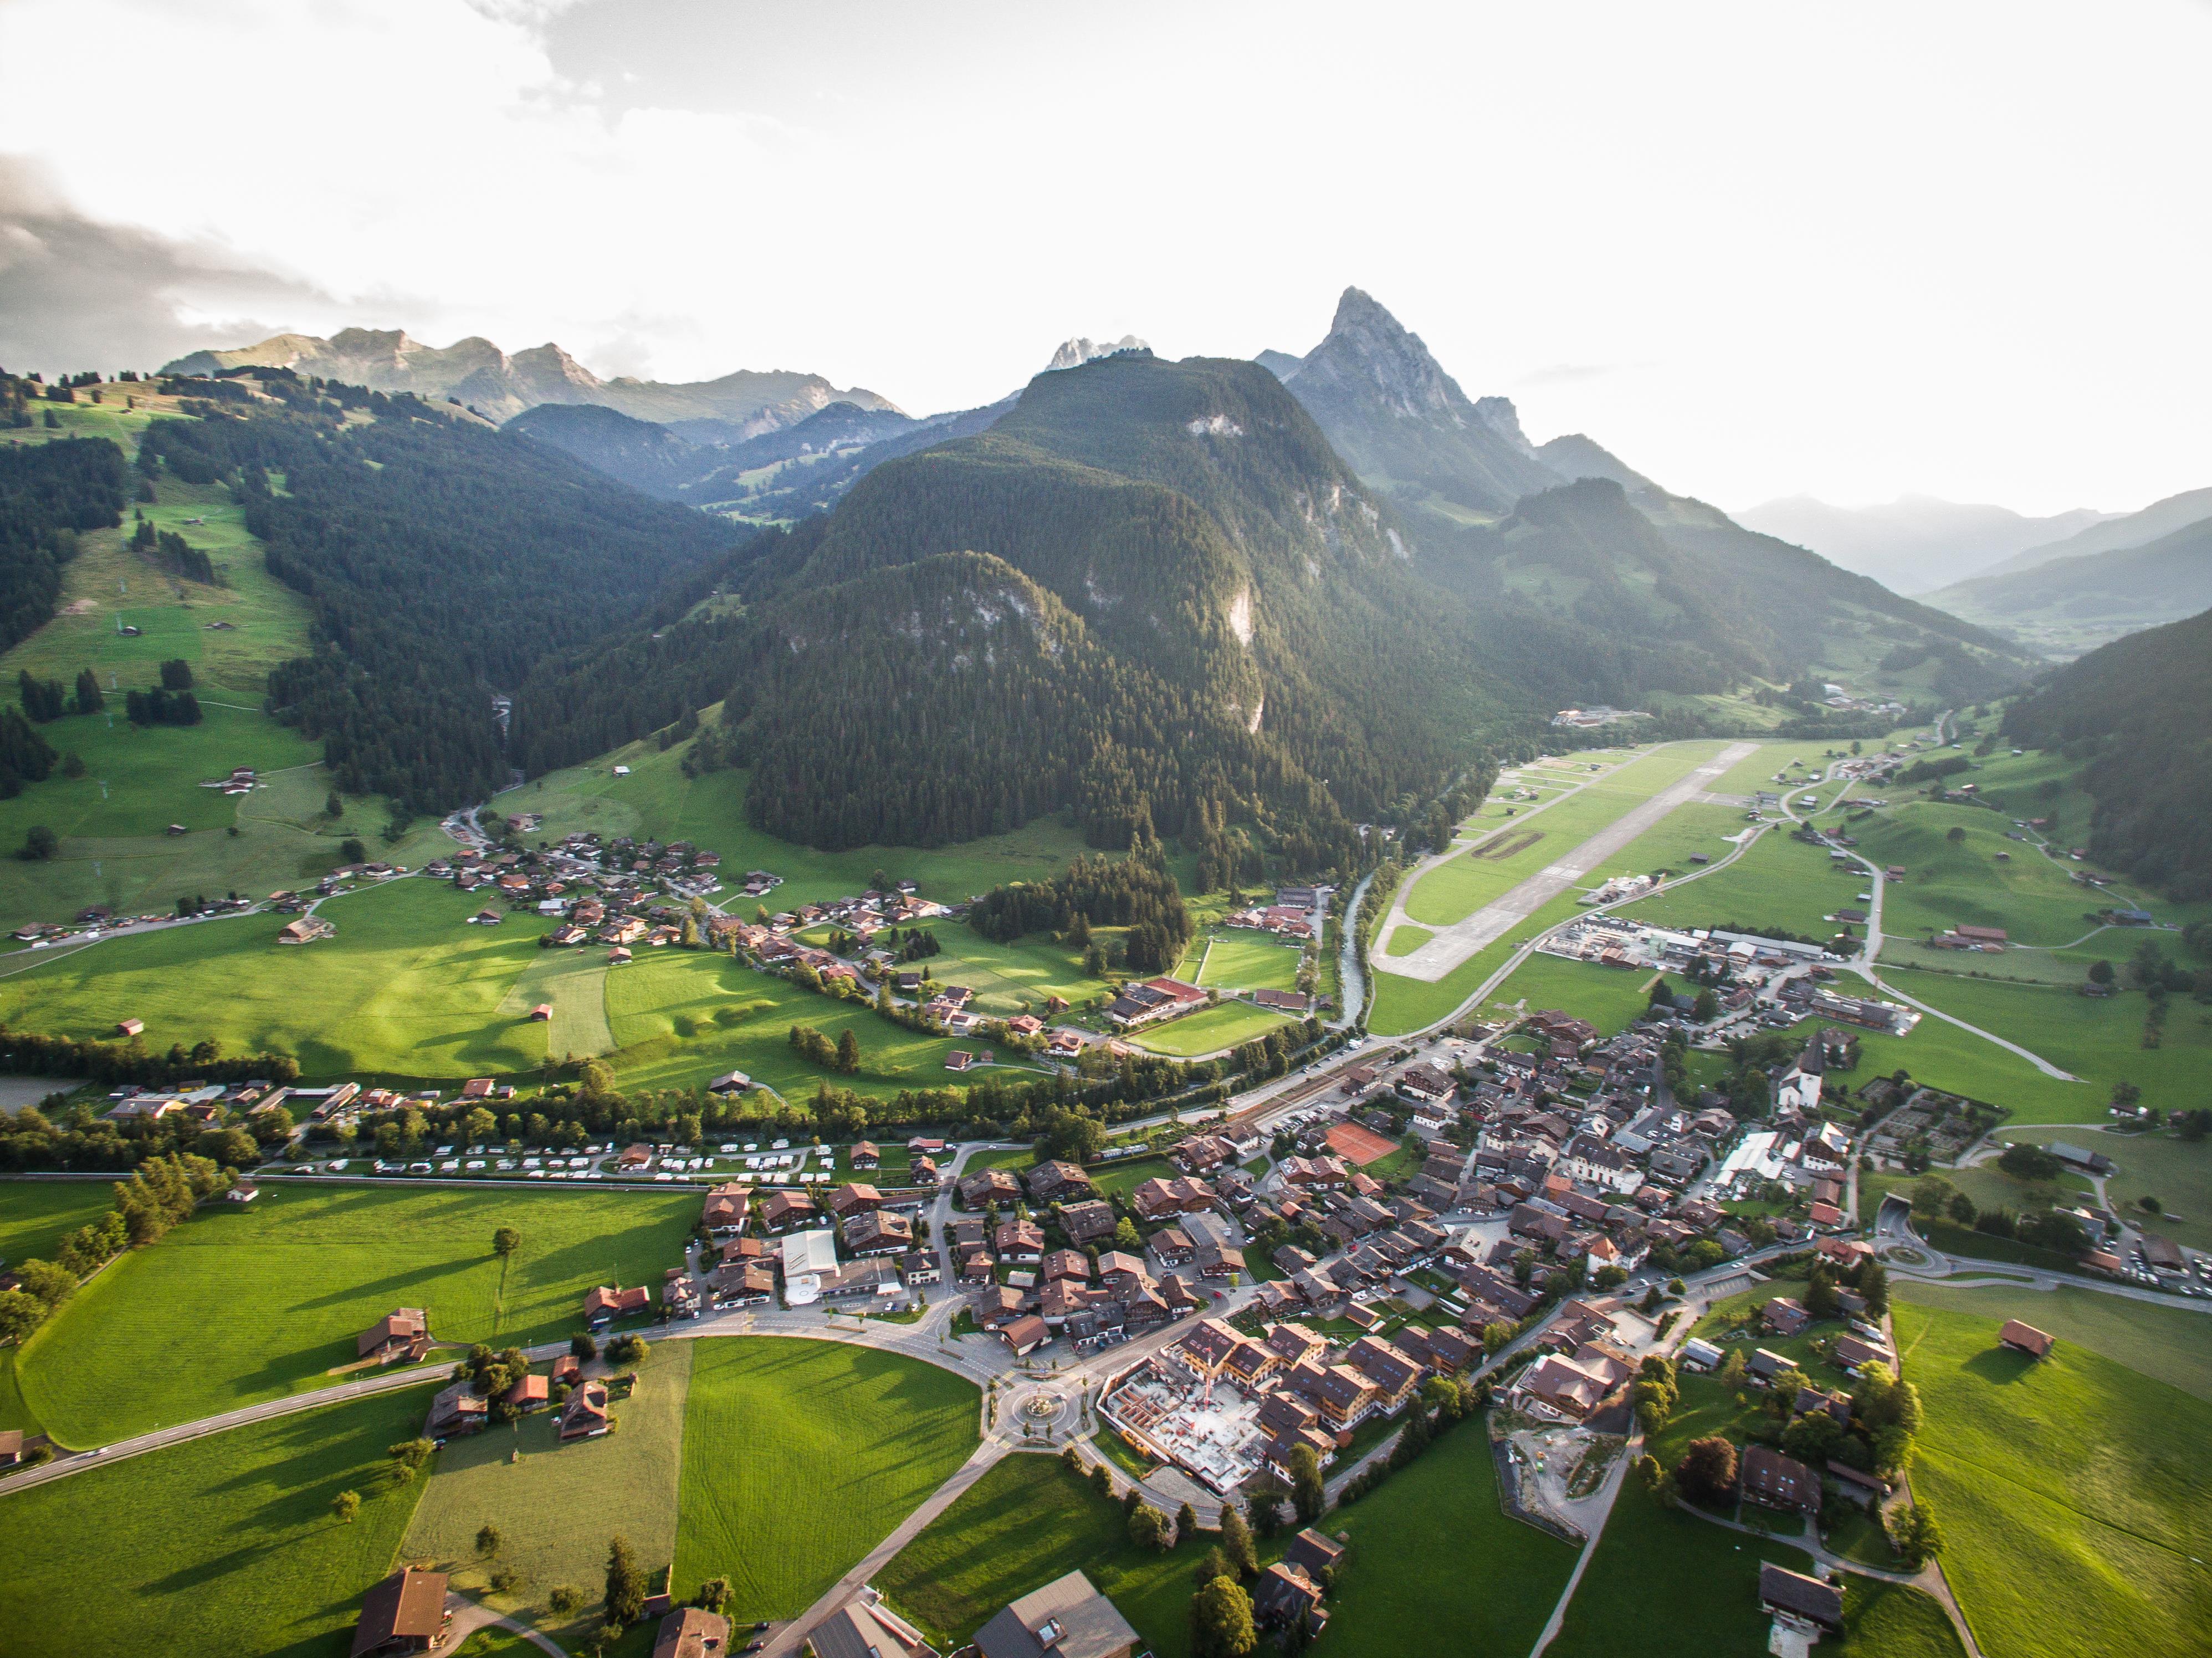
[1892,1278,2212,1404]
[672,1337,979,1617]
[1191,931,1304,992]
[405,1338,694,1651]
[1489,953,1681,1036]
[0,1383,435,1658]
[2001,1127,2212,1255]
[14,1184,695,1446]
[0,1179,116,1268]
[874,1452,1212,1658]
[1125,1000,1298,1057]
[1617,825,1862,940]
[1892,1299,2212,1658]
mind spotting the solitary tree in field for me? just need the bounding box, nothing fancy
[332,1490,361,1523]
[477,1522,503,1556]
[493,1226,521,1258]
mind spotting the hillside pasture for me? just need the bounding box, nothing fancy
[672,1337,979,1618]
[14,1184,695,1446]
[1892,1299,2212,1658]
[1892,1278,2212,1403]
[0,1178,116,1270]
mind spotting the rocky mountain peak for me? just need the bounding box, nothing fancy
[1305,286,1464,423]
[1046,335,1151,372]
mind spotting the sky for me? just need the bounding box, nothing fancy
[1,0,2206,516]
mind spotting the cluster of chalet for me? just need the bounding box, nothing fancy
[99,1074,318,1125]
[682,1148,948,1313]
[1509,1297,1641,1421]
[1220,885,1323,941]
[426,832,723,956]
[1103,976,1210,1030]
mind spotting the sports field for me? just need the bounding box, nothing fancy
[1892,1299,2212,1658]
[1192,932,1303,992]
[873,1452,1210,1657]
[14,1184,695,1446]
[1124,1000,1298,1057]
[672,1338,980,1617]
[405,1338,694,1647]
[0,1382,435,1658]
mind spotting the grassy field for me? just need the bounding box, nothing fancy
[0,1381,434,1658]
[1191,932,1303,992]
[1401,744,1729,930]
[1490,954,1681,1036]
[0,878,559,1079]
[1617,825,1864,940]
[1382,923,1432,958]
[1892,1299,2212,1658]
[1312,1417,1577,1657]
[1125,1000,1297,1057]
[1892,1278,2212,1403]
[600,946,995,1097]
[1545,1477,1827,1657]
[672,1338,979,1617]
[888,924,1112,1019]
[1368,888,1587,1035]
[15,1184,695,1446]
[873,1452,1211,1657]
[1878,969,2212,1125]
[1839,994,2103,1123]
[517,732,1098,910]
[0,1179,115,1268]
[404,1339,693,1649]
[2004,1127,2212,1254]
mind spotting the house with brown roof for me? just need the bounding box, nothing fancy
[425,1380,488,1439]
[1000,1314,1051,1357]
[1740,1444,1821,1514]
[1058,1199,1118,1244]
[1027,1160,1094,1202]
[701,1183,750,1236]
[1762,1297,1812,1338]
[974,1569,1138,1658]
[560,1379,611,1440]
[759,1190,819,1233]
[849,1141,880,1169]
[1759,1564,1844,1631]
[1999,1319,2054,1359]
[583,1284,652,1329]
[957,1167,1023,1209]
[351,1566,449,1656]
[504,1373,551,1413]
[650,1606,730,1658]
[843,1210,913,1257]
[995,1218,1045,1261]
[824,1183,882,1220]
[1345,1336,1424,1411]
[357,1308,429,1363]
[1041,1248,1092,1283]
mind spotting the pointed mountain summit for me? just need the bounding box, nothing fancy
[1045,335,1151,371]
[1271,287,1561,518]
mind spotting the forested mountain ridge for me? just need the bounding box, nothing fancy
[1931,514,2212,656]
[162,328,898,430]
[136,378,736,811]
[503,403,709,498]
[2003,604,2212,899]
[514,351,1544,863]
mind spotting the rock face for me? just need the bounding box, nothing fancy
[1044,335,1151,372]
[161,329,899,430]
[1271,288,1561,519]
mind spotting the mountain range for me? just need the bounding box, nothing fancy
[1732,495,2116,593]
[161,328,898,432]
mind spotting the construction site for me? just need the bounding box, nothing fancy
[1099,1356,1270,1496]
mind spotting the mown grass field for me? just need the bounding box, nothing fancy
[1892,1299,2212,1658]
[873,1452,1210,1657]
[0,1178,114,1268]
[672,1338,979,1617]
[0,1381,434,1658]
[1491,953,1681,1037]
[1125,1000,1297,1056]
[1382,922,1431,958]
[404,1339,694,1649]
[15,1184,695,1446]
[1840,994,2102,1123]
[893,924,1112,1019]
[0,878,556,1079]
[600,946,995,1097]
[1312,1415,1577,1657]
[1192,931,1303,992]
[1617,824,1863,940]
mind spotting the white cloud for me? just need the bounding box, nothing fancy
[0,0,2205,514]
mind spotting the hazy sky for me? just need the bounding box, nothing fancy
[2,0,2205,515]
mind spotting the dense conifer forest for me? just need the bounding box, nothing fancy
[2003,606,2212,898]
[0,428,127,654]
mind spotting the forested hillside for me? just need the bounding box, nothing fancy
[515,352,1555,864]
[0,420,128,653]
[2003,605,2212,898]
[1933,515,2212,655]
[138,378,735,811]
